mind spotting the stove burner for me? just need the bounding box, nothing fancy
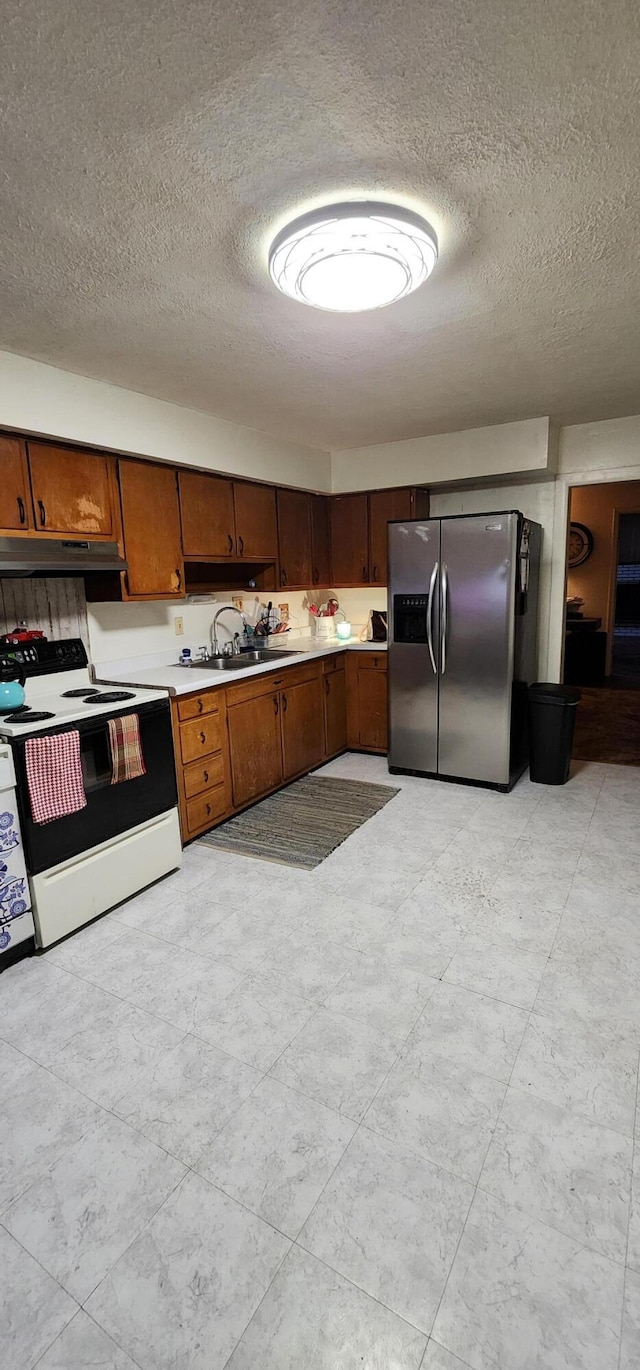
[61,687,100,698]
[2,710,56,723]
[87,691,136,703]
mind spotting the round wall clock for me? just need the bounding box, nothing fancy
[568,522,594,568]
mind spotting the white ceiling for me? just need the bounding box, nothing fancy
[1,0,640,452]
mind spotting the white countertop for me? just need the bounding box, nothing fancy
[93,635,387,697]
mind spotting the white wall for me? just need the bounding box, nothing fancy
[0,351,331,491]
[331,417,556,492]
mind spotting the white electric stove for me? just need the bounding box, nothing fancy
[0,637,181,953]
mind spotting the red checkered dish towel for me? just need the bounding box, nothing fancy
[25,730,87,825]
[108,713,146,784]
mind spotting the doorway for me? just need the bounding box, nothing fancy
[563,480,640,764]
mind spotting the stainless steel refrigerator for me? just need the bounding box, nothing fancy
[388,511,541,791]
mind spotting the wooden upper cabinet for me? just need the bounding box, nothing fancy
[0,435,32,531]
[281,675,325,779]
[118,459,184,599]
[179,471,236,558]
[233,482,277,561]
[277,488,312,589]
[369,488,416,586]
[27,442,115,537]
[310,495,331,587]
[330,493,369,585]
[227,691,283,807]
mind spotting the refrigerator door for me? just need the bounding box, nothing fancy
[388,519,440,774]
[438,513,518,785]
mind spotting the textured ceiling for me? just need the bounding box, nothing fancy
[1,0,640,451]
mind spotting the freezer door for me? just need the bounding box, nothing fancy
[438,513,517,785]
[388,519,440,773]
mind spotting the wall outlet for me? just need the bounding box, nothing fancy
[174,616,184,636]
[278,603,290,623]
[232,595,244,612]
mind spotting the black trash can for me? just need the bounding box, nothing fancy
[528,683,581,785]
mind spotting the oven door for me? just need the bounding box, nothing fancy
[11,700,178,875]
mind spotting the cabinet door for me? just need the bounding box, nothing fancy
[0,435,32,530]
[179,470,236,557]
[28,442,115,536]
[330,493,369,585]
[228,692,283,807]
[234,482,278,560]
[324,667,346,758]
[369,488,415,586]
[356,664,388,751]
[310,495,331,588]
[118,459,184,598]
[277,488,312,589]
[281,675,325,780]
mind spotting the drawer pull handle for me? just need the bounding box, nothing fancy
[238,535,244,556]
[197,699,203,713]
[203,770,209,783]
[199,731,206,743]
[206,803,211,816]
[17,496,26,525]
[38,499,46,526]
[227,533,234,554]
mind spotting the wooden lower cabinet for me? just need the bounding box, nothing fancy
[172,692,232,839]
[323,662,347,758]
[227,689,283,807]
[171,651,388,844]
[347,651,388,753]
[281,674,325,779]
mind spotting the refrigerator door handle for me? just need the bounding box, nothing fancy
[426,562,439,674]
[441,561,449,674]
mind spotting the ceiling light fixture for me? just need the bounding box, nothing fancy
[268,201,438,312]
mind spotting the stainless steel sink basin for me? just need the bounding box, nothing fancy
[175,648,301,673]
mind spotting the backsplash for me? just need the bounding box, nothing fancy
[0,578,89,647]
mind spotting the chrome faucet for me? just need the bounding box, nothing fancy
[211,606,247,656]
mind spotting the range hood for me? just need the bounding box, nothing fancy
[0,537,128,577]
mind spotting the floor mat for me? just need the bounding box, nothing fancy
[196,775,399,869]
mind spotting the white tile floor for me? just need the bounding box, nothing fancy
[2,752,640,1369]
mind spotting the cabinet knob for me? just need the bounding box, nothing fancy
[175,567,182,591]
[38,499,46,526]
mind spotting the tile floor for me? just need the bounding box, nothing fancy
[2,752,640,1369]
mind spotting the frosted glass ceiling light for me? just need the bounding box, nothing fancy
[269,202,438,312]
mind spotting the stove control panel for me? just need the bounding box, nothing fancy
[0,638,88,677]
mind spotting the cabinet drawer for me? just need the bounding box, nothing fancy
[186,784,227,834]
[322,652,347,674]
[179,713,223,764]
[225,660,319,708]
[183,753,225,799]
[356,652,387,671]
[177,691,220,722]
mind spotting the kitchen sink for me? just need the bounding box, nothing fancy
[175,648,301,672]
